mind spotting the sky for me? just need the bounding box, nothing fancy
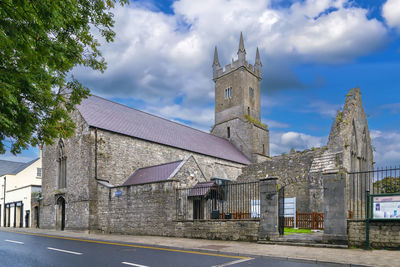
[1,0,400,167]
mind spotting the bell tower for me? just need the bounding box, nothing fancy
[211,33,269,163]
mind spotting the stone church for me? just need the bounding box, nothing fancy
[40,34,373,235]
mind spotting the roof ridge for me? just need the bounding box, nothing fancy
[136,160,183,170]
[88,95,232,143]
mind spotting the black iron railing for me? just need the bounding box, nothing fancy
[175,181,260,220]
[348,166,400,219]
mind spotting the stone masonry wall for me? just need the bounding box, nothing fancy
[97,181,177,236]
[40,111,93,231]
[95,128,244,186]
[174,220,259,242]
[97,180,259,241]
[237,149,325,213]
[348,220,400,249]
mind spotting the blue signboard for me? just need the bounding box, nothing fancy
[114,190,122,197]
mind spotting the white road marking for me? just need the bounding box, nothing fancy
[47,247,82,255]
[212,258,254,267]
[121,262,149,267]
[5,240,24,244]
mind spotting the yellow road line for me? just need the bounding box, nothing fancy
[0,229,249,260]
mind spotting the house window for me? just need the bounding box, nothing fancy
[36,168,42,177]
[58,140,67,189]
[247,107,250,116]
[224,87,232,99]
[227,127,230,138]
[249,87,254,98]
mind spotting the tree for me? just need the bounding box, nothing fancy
[0,0,126,154]
[373,177,400,194]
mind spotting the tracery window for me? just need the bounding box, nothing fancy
[57,140,67,188]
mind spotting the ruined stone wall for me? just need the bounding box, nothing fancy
[40,111,93,231]
[237,149,325,213]
[327,88,374,172]
[348,220,400,249]
[95,128,244,186]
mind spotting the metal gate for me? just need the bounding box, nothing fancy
[278,186,285,235]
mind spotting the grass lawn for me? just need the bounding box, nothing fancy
[284,228,313,235]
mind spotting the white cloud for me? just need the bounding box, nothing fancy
[146,104,214,132]
[381,102,400,114]
[263,119,290,129]
[383,0,400,30]
[270,131,327,155]
[305,100,342,118]
[73,0,388,107]
[370,129,400,167]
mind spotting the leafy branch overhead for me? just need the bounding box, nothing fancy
[0,0,127,154]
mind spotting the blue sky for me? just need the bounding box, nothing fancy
[2,0,400,166]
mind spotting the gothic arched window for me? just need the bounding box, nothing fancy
[57,140,67,188]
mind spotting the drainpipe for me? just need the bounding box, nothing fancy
[3,176,5,227]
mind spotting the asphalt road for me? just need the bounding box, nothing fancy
[0,230,342,267]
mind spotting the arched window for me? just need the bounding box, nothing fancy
[57,140,66,188]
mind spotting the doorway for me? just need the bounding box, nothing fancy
[56,197,65,231]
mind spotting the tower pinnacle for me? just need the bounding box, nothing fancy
[255,47,262,77]
[237,32,246,63]
[255,47,261,66]
[213,46,220,67]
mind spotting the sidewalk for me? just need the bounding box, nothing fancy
[1,227,397,267]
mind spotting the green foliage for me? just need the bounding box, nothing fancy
[336,111,343,124]
[244,114,267,129]
[373,177,400,194]
[0,0,127,154]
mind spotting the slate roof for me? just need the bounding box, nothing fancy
[123,160,183,186]
[77,96,251,165]
[0,158,39,176]
[188,181,217,197]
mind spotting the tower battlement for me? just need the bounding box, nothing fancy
[214,57,261,81]
[213,33,262,81]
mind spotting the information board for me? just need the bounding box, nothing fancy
[372,195,400,219]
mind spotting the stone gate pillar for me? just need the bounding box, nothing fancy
[258,177,279,241]
[323,169,348,244]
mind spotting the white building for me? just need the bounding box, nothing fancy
[0,156,42,228]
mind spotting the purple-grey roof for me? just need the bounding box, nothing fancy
[77,96,251,165]
[188,181,217,197]
[0,158,39,176]
[123,160,183,186]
